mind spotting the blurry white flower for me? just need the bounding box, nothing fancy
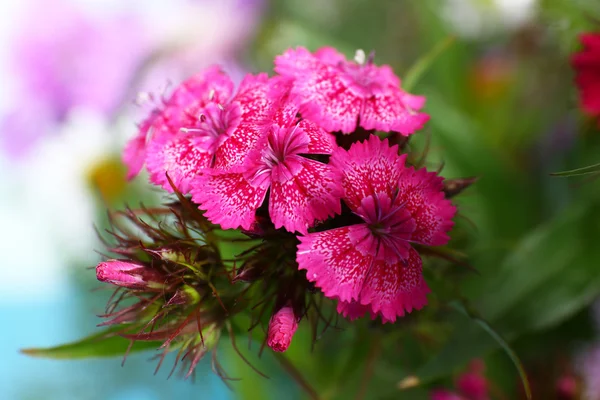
[443,0,538,38]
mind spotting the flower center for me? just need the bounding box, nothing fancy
[356,192,416,259]
[181,102,241,153]
[260,124,307,169]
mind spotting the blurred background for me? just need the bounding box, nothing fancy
[1,0,600,399]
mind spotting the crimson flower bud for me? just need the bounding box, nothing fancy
[267,305,298,352]
[96,260,164,290]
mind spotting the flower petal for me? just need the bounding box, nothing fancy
[269,157,341,233]
[275,48,363,133]
[213,75,286,170]
[167,66,234,108]
[336,300,371,321]
[358,247,430,323]
[360,92,429,135]
[298,119,336,155]
[214,123,269,170]
[123,129,149,180]
[146,133,212,194]
[294,71,363,133]
[191,171,267,230]
[274,47,322,77]
[330,135,405,211]
[397,167,456,246]
[297,224,376,302]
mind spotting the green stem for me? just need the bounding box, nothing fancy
[274,352,320,400]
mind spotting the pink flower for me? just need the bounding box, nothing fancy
[572,33,600,124]
[96,260,165,290]
[125,69,278,195]
[430,390,464,400]
[430,360,490,400]
[456,360,489,400]
[123,66,234,187]
[267,305,299,352]
[191,89,341,234]
[296,136,455,322]
[274,47,429,134]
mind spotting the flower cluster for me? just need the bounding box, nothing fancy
[95,46,466,376]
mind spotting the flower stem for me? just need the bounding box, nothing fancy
[273,352,320,400]
[354,332,382,400]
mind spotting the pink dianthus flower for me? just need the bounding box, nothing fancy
[297,136,455,322]
[191,89,341,234]
[124,68,276,194]
[274,47,429,135]
[123,66,234,187]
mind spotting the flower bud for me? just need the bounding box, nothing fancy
[164,285,200,307]
[267,305,298,352]
[443,177,478,198]
[96,260,164,290]
[233,259,263,283]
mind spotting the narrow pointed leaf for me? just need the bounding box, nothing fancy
[450,302,532,400]
[550,162,600,177]
[21,326,162,359]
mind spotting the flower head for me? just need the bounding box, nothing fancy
[192,88,341,233]
[123,66,235,187]
[274,47,429,134]
[267,305,299,352]
[297,136,455,322]
[572,33,600,125]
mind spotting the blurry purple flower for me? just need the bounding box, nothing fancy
[2,0,266,160]
[578,345,600,400]
[1,0,149,158]
[11,0,149,118]
[0,101,54,159]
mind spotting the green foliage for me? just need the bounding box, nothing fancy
[21,327,163,359]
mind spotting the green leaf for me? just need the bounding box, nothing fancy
[450,302,531,400]
[550,162,600,177]
[402,35,456,92]
[21,327,162,359]
[404,200,600,389]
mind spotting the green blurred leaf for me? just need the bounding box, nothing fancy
[450,302,531,400]
[408,201,600,386]
[403,35,456,92]
[551,162,600,177]
[21,327,162,359]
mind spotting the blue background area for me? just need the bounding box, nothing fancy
[2,281,232,400]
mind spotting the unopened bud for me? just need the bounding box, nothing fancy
[267,305,298,352]
[233,260,263,283]
[443,177,478,198]
[164,285,200,307]
[96,260,165,290]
